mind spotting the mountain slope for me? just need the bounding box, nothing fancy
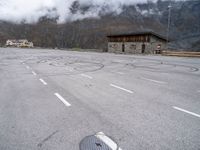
[0,0,199,51]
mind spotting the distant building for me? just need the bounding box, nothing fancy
[6,39,34,48]
[107,31,168,54]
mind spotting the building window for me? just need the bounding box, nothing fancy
[122,43,125,52]
[147,36,150,42]
[142,44,145,53]
[110,43,118,49]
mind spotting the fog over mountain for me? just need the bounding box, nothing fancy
[0,0,177,23]
[0,0,199,51]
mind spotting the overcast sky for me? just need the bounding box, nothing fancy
[0,0,182,23]
[0,0,158,23]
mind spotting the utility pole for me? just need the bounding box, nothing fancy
[167,2,172,49]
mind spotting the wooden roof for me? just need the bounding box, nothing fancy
[107,31,168,41]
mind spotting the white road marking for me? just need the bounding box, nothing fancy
[54,93,71,107]
[26,65,30,69]
[173,106,200,118]
[32,71,37,76]
[81,74,93,79]
[116,72,125,75]
[141,77,167,84]
[95,132,122,150]
[110,84,133,94]
[65,67,74,72]
[39,78,47,85]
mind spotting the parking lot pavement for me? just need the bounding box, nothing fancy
[0,47,200,150]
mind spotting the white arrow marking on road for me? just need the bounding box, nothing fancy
[173,106,200,118]
[141,77,167,84]
[95,132,122,150]
[39,78,47,85]
[110,84,133,94]
[81,74,93,79]
[54,93,71,107]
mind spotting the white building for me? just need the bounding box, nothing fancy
[6,39,34,48]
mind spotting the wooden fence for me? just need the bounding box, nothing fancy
[162,51,200,57]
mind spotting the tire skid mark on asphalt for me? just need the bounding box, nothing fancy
[37,130,59,148]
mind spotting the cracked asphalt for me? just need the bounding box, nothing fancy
[0,48,200,150]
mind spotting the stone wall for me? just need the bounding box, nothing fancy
[108,42,152,54]
[108,42,123,53]
[150,36,167,51]
[124,42,151,54]
[108,36,167,54]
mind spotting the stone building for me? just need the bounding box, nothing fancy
[107,31,168,54]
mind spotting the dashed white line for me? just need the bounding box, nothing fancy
[110,84,133,94]
[141,77,167,84]
[26,65,30,69]
[116,72,125,75]
[173,106,200,118]
[54,93,71,107]
[95,132,122,150]
[65,67,74,72]
[39,78,47,85]
[32,71,37,76]
[81,74,93,79]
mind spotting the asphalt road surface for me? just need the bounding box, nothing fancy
[0,48,200,150]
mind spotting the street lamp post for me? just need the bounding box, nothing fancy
[167,3,172,49]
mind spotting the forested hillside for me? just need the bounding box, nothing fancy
[0,0,199,51]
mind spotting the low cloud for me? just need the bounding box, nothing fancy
[0,0,158,23]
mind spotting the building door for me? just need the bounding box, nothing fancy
[142,44,145,53]
[122,43,125,52]
[155,44,161,54]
